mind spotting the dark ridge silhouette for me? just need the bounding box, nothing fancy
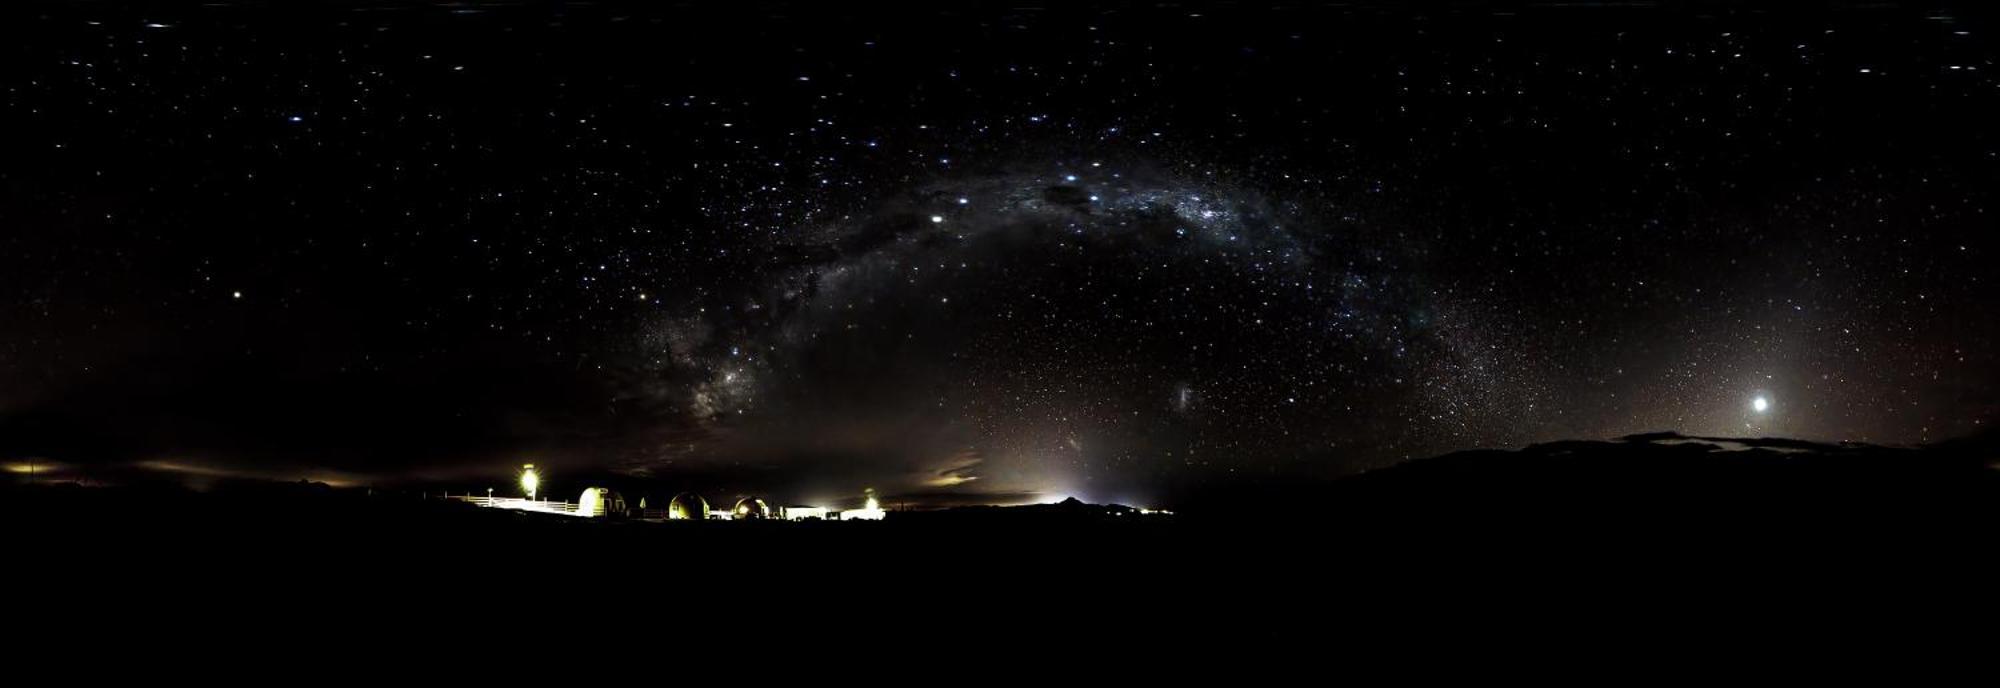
[12,431,1996,651]
[1177,430,2000,529]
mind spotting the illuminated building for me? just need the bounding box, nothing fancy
[576,487,627,518]
[667,493,708,520]
[780,506,828,521]
[840,491,886,521]
[732,497,771,520]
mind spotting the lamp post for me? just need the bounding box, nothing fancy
[520,464,539,502]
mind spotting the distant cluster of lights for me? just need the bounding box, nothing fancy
[492,464,887,521]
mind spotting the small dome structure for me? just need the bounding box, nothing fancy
[577,487,626,518]
[732,497,771,520]
[668,492,709,520]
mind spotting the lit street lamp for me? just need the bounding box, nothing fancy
[520,464,539,501]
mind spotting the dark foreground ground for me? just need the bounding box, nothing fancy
[13,433,2000,664]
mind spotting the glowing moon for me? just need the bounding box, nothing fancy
[1751,395,1770,413]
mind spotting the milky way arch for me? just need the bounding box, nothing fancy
[621,161,1545,503]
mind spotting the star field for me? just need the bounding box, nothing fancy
[2,4,1994,505]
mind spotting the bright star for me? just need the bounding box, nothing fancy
[1751,395,1770,413]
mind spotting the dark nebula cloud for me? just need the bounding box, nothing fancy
[2,4,1995,506]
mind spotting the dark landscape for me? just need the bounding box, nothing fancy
[18,429,1998,653]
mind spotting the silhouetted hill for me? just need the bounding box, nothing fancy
[1183,431,2000,530]
[890,494,1158,525]
[12,432,1998,654]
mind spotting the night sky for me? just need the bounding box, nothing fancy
[3,3,1995,507]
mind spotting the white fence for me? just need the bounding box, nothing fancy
[445,494,587,516]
